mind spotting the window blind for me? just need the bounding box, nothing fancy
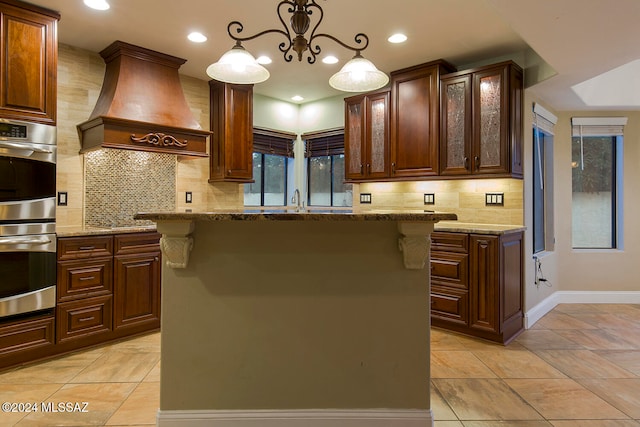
[571,117,627,137]
[302,127,345,158]
[532,102,557,135]
[253,127,296,157]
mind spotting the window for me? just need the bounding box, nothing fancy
[244,128,295,207]
[571,117,626,249]
[303,129,352,207]
[532,103,556,254]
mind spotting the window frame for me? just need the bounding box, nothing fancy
[244,127,296,207]
[570,116,626,251]
[302,128,353,208]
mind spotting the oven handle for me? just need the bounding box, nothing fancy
[0,141,54,154]
[0,235,52,245]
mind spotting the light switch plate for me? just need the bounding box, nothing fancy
[424,193,435,205]
[360,193,372,204]
[186,191,193,204]
[485,192,504,206]
[57,191,68,206]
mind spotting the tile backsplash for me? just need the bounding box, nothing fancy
[356,178,523,225]
[85,149,176,227]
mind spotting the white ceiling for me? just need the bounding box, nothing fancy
[31,0,640,111]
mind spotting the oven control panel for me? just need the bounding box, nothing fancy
[0,123,27,138]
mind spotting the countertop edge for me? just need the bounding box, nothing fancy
[56,226,158,237]
[133,211,458,222]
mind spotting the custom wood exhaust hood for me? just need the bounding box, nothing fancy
[77,41,210,157]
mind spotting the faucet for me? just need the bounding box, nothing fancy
[291,189,303,212]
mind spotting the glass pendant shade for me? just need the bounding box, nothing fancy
[206,45,270,84]
[329,55,389,92]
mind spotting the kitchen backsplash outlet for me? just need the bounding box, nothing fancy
[85,149,176,227]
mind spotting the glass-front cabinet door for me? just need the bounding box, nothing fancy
[440,62,521,177]
[440,75,472,175]
[473,66,510,175]
[344,90,390,181]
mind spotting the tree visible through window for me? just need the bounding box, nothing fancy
[571,135,617,248]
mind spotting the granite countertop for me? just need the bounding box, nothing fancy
[435,221,526,235]
[134,208,458,223]
[56,225,158,237]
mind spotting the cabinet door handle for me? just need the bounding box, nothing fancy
[79,276,95,282]
[464,156,469,170]
[78,316,95,322]
[79,246,95,251]
[360,163,363,174]
[366,164,371,173]
[391,162,396,174]
[474,156,480,171]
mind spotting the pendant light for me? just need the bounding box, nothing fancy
[206,43,270,84]
[329,53,389,92]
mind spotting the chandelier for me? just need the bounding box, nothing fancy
[206,0,389,92]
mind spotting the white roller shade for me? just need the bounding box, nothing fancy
[532,102,557,135]
[571,117,627,137]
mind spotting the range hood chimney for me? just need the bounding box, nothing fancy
[78,41,210,157]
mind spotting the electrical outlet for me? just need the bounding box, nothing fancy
[485,192,504,206]
[186,191,193,203]
[57,191,68,206]
[360,193,372,204]
[423,193,435,205]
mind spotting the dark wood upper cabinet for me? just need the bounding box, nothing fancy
[440,61,523,178]
[344,89,390,181]
[389,60,455,178]
[209,80,254,182]
[0,0,59,125]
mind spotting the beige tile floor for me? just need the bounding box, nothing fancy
[0,304,639,426]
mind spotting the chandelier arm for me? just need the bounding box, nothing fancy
[227,21,291,44]
[309,32,370,55]
[303,0,324,64]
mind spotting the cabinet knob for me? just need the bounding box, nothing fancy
[360,164,363,174]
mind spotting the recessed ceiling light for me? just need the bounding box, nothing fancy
[322,55,339,64]
[388,33,407,44]
[83,0,110,10]
[291,95,304,102]
[187,32,207,43]
[256,56,272,65]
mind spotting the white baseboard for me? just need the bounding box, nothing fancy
[525,290,640,328]
[157,409,434,427]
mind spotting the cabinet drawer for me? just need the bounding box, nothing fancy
[114,233,161,256]
[431,251,468,289]
[57,258,113,301]
[56,295,112,343]
[57,236,113,260]
[431,286,468,325]
[0,313,55,358]
[431,232,469,253]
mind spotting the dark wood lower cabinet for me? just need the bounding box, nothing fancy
[0,231,161,370]
[114,251,161,332]
[0,312,55,368]
[431,230,524,344]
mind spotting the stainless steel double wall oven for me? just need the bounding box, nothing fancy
[0,119,57,318]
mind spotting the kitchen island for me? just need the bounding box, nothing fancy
[135,209,456,427]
